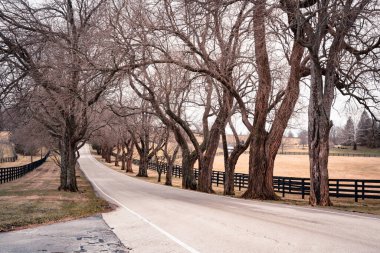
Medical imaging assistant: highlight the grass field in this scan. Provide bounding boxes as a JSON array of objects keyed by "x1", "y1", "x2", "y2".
[
  {"x1": 94, "y1": 152, "x2": 380, "y2": 216},
  {"x1": 0, "y1": 160, "x2": 112, "y2": 232},
  {"x1": 114, "y1": 140, "x2": 380, "y2": 179},
  {"x1": 281, "y1": 145, "x2": 380, "y2": 155},
  {"x1": 0, "y1": 154, "x2": 42, "y2": 168},
  {"x1": 212, "y1": 154, "x2": 380, "y2": 179}
]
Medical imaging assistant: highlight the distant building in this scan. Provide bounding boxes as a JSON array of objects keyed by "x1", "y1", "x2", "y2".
[{"x1": 227, "y1": 145, "x2": 234, "y2": 154}]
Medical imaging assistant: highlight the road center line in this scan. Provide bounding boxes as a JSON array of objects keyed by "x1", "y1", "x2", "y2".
[{"x1": 81, "y1": 158, "x2": 200, "y2": 253}]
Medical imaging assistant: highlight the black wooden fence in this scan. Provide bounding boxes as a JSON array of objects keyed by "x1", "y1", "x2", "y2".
[
  {"x1": 277, "y1": 151, "x2": 380, "y2": 158},
  {"x1": 0, "y1": 153, "x2": 49, "y2": 184},
  {"x1": 136, "y1": 160, "x2": 380, "y2": 202},
  {"x1": 0, "y1": 155, "x2": 18, "y2": 163},
  {"x1": 176, "y1": 151, "x2": 380, "y2": 160}
]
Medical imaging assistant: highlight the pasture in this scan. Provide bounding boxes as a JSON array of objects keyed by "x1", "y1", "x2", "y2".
[
  {"x1": 213, "y1": 154, "x2": 380, "y2": 179},
  {"x1": 0, "y1": 154, "x2": 42, "y2": 168}
]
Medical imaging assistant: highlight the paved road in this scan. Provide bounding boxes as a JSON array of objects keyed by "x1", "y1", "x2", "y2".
[
  {"x1": 0, "y1": 215, "x2": 128, "y2": 253},
  {"x1": 79, "y1": 145, "x2": 380, "y2": 253}
]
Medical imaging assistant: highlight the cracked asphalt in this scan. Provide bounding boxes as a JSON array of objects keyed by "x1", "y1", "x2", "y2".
[{"x1": 0, "y1": 215, "x2": 128, "y2": 253}]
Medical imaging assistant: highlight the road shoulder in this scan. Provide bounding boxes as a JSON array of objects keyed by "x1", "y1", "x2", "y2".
[{"x1": 0, "y1": 215, "x2": 128, "y2": 253}]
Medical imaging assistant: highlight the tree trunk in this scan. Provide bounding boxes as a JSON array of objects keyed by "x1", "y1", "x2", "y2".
[
  {"x1": 224, "y1": 146, "x2": 248, "y2": 196},
  {"x1": 197, "y1": 154, "x2": 212, "y2": 193},
  {"x1": 243, "y1": 40, "x2": 304, "y2": 200},
  {"x1": 101, "y1": 146, "x2": 107, "y2": 159},
  {"x1": 65, "y1": 143, "x2": 78, "y2": 192},
  {"x1": 157, "y1": 168, "x2": 162, "y2": 182},
  {"x1": 222, "y1": 128, "x2": 249, "y2": 196},
  {"x1": 59, "y1": 135, "x2": 78, "y2": 192},
  {"x1": 198, "y1": 90, "x2": 232, "y2": 193},
  {"x1": 308, "y1": 124, "x2": 332, "y2": 206},
  {"x1": 126, "y1": 156, "x2": 133, "y2": 173},
  {"x1": 181, "y1": 151, "x2": 197, "y2": 190},
  {"x1": 137, "y1": 149, "x2": 148, "y2": 177},
  {"x1": 165, "y1": 163, "x2": 173, "y2": 186},
  {"x1": 243, "y1": 134, "x2": 278, "y2": 199},
  {"x1": 126, "y1": 142, "x2": 134, "y2": 173},
  {"x1": 308, "y1": 61, "x2": 333, "y2": 206},
  {"x1": 58, "y1": 139, "x2": 68, "y2": 191},
  {"x1": 224, "y1": 161, "x2": 235, "y2": 195},
  {"x1": 106, "y1": 147, "x2": 112, "y2": 163},
  {"x1": 121, "y1": 144, "x2": 126, "y2": 170},
  {"x1": 243, "y1": 0, "x2": 277, "y2": 200},
  {"x1": 115, "y1": 143, "x2": 120, "y2": 167},
  {"x1": 222, "y1": 130, "x2": 234, "y2": 195}
]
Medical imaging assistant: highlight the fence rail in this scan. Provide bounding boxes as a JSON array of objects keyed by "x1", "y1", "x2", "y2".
[
  {"x1": 277, "y1": 151, "x2": 380, "y2": 157},
  {"x1": 0, "y1": 153, "x2": 49, "y2": 184},
  {"x1": 175, "y1": 151, "x2": 380, "y2": 160},
  {"x1": 0, "y1": 155, "x2": 18, "y2": 163},
  {"x1": 135, "y1": 160, "x2": 380, "y2": 202}
]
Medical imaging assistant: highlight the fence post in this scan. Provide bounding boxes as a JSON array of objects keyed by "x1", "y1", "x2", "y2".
[
  {"x1": 216, "y1": 171, "x2": 220, "y2": 187},
  {"x1": 336, "y1": 180, "x2": 340, "y2": 198},
  {"x1": 301, "y1": 179, "x2": 305, "y2": 199},
  {"x1": 354, "y1": 180, "x2": 358, "y2": 202},
  {"x1": 282, "y1": 178, "x2": 285, "y2": 197},
  {"x1": 238, "y1": 175, "x2": 242, "y2": 191},
  {"x1": 362, "y1": 181, "x2": 365, "y2": 200}
]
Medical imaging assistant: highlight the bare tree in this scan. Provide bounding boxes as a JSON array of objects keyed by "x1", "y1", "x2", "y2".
[
  {"x1": 162, "y1": 132, "x2": 180, "y2": 186},
  {"x1": 240, "y1": 1, "x2": 307, "y2": 199},
  {"x1": 291, "y1": 0, "x2": 379, "y2": 205},
  {"x1": 0, "y1": 0, "x2": 121, "y2": 191},
  {"x1": 110, "y1": 0, "x2": 310, "y2": 198}
]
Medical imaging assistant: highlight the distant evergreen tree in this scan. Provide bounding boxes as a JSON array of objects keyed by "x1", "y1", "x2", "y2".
[
  {"x1": 343, "y1": 117, "x2": 355, "y2": 146},
  {"x1": 356, "y1": 111, "x2": 373, "y2": 147}
]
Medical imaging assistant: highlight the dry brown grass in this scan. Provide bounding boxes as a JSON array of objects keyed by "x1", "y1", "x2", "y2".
[
  {"x1": 0, "y1": 154, "x2": 42, "y2": 168},
  {"x1": 0, "y1": 131, "x2": 10, "y2": 141},
  {"x1": 0, "y1": 160, "x2": 112, "y2": 232},
  {"x1": 0, "y1": 142, "x2": 15, "y2": 158},
  {"x1": 212, "y1": 154, "x2": 380, "y2": 179}
]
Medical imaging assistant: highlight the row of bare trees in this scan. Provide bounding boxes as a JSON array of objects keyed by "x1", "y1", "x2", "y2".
[
  {"x1": 0, "y1": 0, "x2": 126, "y2": 191},
  {"x1": 1, "y1": 0, "x2": 379, "y2": 206}
]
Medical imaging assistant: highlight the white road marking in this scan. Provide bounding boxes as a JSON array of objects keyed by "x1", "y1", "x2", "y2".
[{"x1": 81, "y1": 161, "x2": 200, "y2": 253}]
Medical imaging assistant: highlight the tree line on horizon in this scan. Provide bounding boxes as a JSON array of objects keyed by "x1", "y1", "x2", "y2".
[
  {"x1": 0, "y1": 0, "x2": 379, "y2": 206},
  {"x1": 334, "y1": 111, "x2": 380, "y2": 149},
  {"x1": 297, "y1": 111, "x2": 380, "y2": 150}
]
